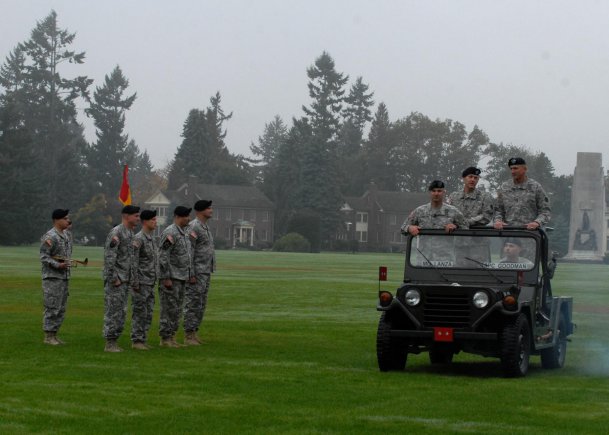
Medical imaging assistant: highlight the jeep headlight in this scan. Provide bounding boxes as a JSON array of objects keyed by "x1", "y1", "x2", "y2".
[
  {"x1": 473, "y1": 291, "x2": 489, "y2": 309},
  {"x1": 405, "y1": 289, "x2": 421, "y2": 306}
]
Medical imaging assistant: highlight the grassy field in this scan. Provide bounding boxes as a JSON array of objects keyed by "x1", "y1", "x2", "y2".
[{"x1": 1, "y1": 246, "x2": 609, "y2": 434}]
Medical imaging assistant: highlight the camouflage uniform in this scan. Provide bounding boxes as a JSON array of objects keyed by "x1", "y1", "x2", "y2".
[
  {"x1": 447, "y1": 189, "x2": 495, "y2": 263},
  {"x1": 40, "y1": 228, "x2": 72, "y2": 333},
  {"x1": 158, "y1": 223, "x2": 193, "y2": 340},
  {"x1": 494, "y1": 178, "x2": 551, "y2": 227},
  {"x1": 401, "y1": 203, "x2": 466, "y2": 262},
  {"x1": 184, "y1": 218, "x2": 216, "y2": 333},
  {"x1": 447, "y1": 189, "x2": 494, "y2": 228},
  {"x1": 130, "y1": 230, "x2": 159, "y2": 344},
  {"x1": 102, "y1": 224, "x2": 134, "y2": 340}
]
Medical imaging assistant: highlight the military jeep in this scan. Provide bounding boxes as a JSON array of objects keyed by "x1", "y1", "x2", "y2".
[{"x1": 376, "y1": 228, "x2": 575, "y2": 377}]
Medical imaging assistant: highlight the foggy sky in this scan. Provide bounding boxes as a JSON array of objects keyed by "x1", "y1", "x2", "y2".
[{"x1": 2, "y1": 0, "x2": 609, "y2": 176}]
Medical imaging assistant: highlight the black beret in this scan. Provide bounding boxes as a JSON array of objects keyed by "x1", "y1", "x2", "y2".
[
  {"x1": 140, "y1": 210, "x2": 157, "y2": 221},
  {"x1": 428, "y1": 180, "x2": 445, "y2": 190},
  {"x1": 462, "y1": 166, "x2": 481, "y2": 177},
  {"x1": 508, "y1": 157, "x2": 526, "y2": 167},
  {"x1": 174, "y1": 206, "x2": 192, "y2": 217},
  {"x1": 194, "y1": 200, "x2": 213, "y2": 211},
  {"x1": 52, "y1": 209, "x2": 69, "y2": 220},
  {"x1": 121, "y1": 205, "x2": 140, "y2": 215}
]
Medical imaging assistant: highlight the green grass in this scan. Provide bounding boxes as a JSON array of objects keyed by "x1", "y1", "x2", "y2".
[{"x1": 1, "y1": 246, "x2": 609, "y2": 434}]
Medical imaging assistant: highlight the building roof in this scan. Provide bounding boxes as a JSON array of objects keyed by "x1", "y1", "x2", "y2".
[{"x1": 144, "y1": 183, "x2": 274, "y2": 210}]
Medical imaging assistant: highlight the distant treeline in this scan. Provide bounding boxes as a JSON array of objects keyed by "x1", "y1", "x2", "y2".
[{"x1": 0, "y1": 11, "x2": 576, "y2": 253}]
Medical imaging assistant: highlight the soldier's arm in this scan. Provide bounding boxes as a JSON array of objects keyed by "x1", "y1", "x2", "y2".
[
  {"x1": 158, "y1": 233, "x2": 174, "y2": 281},
  {"x1": 494, "y1": 191, "x2": 505, "y2": 223},
  {"x1": 534, "y1": 185, "x2": 551, "y2": 226},
  {"x1": 471, "y1": 193, "x2": 495, "y2": 226},
  {"x1": 40, "y1": 237, "x2": 65, "y2": 269},
  {"x1": 401, "y1": 210, "x2": 419, "y2": 235},
  {"x1": 130, "y1": 239, "x2": 142, "y2": 290},
  {"x1": 104, "y1": 232, "x2": 120, "y2": 283}
]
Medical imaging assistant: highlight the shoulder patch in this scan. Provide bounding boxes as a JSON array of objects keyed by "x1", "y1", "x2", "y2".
[
  {"x1": 45, "y1": 239, "x2": 53, "y2": 247},
  {"x1": 132, "y1": 240, "x2": 141, "y2": 249},
  {"x1": 190, "y1": 231, "x2": 198, "y2": 239},
  {"x1": 162, "y1": 235, "x2": 174, "y2": 250},
  {"x1": 109, "y1": 235, "x2": 120, "y2": 248}
]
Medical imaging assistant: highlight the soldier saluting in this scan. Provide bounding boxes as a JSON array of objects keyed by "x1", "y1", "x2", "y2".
[
  {"x1": 103, "y1": 205, "x2": 140, "y2": 352},
  {"x1": 158, "y1": 206, "x2": 195, "y2": 348},
  {"x1": 39, "y1": 209, "x2": 72, "y2": 345},
  {"x1": 447, "y1": 166, "x2": 494, "y2": 228},
  {"x1": 130, "y1": 209, "x2": 159, "y2": 350}
]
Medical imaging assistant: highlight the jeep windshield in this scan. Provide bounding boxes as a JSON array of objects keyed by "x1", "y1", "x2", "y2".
[{"x1": 408, "y1": 233, "x2": 537, "y2": 271}]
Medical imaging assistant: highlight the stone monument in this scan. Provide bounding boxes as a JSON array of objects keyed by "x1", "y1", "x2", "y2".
[{"x1": 563, "y1": 152, "x2": 606, "y2": 262}]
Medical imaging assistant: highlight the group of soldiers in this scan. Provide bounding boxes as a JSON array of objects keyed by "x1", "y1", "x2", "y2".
[
  {"x1": 401, "y1": 157, "x2": 551, "y2": 236},
  {"x1": 39, "y1": 199, "x2": 216, "y2": 352}
]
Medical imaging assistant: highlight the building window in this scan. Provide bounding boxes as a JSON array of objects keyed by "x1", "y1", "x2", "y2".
[
  {"x1": 390, "y1": 214, "x2": 397, "y2": 225},
  {"x1": 225, "y1": 227, "x2": 230, "y2": 239},
  {"x1": 215, "y1": 209, "x2": 220, "y2": 220},
  {"x1": 261, "y1": 230, "x2": 267, "y2": 241},
  {"x1": 250, "y1": 210, "x2": 256, "y2": 222},
  {"x1": 356, "y1": 231, "x2": 367, "y2": 242},
  {"x1": 377, "y1": 214, "x2": 381, "y2": 224},
  {"x1": 225, "y1": 209, "x2": 232, "y2": 221},
  {"x1": 356, "y1": 212, "x2": 368, "y2": 223},
  {"x1": 262, "y1": 211, "x2": 269, "y2": 222}
]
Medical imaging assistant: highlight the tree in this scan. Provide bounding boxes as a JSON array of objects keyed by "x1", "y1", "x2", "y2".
[
  {"x1": 0, "y1": 11, "x2": 91, "y2": 240},
  {"x1": 300, "y1": 52, "x2": 348, "y2": 243},
  {"x1": 249, "y1": 115, "x2": 288, "y2": 188},
  {"x1": 392, "y1": 113, "x2": 487, "y2": 192},
  {"x1": 85, "y1": 65, "x2": 137, "y2": 201},
  {"x1": 168, "y1": 92, "x2": 250, "y2": 189},
  {"x1": 362, "y1": 102, "x2": 397, "y2": 191}
]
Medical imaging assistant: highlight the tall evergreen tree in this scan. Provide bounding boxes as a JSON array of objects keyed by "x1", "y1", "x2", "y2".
[
  {"x1": 86, "y1": 65, "x2": 137, "y2": 201},
  {"x1": 362, "y1": 102, "x2": 397, "y2": 191},
  {"x1": 0, "y1": 11, "x2": 91, "y2": 240},
  {"x1": 300, "y1": 52, "x2": 348, "y2": 242}
]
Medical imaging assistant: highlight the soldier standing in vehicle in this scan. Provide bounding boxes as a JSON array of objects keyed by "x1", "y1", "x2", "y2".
[
  {"x1": 158, "y1": 206, "x2": 195, "y2": 348},
  {"x1": 184, "y1": 200, "x2": 216, "y2": 346},
  {"x1": 448, "y1": 167, "x2": 495, "y2": 264},
  {"x1": 130, "y1": 209, "x2": 159, "y2": 350},
  {"x1": 402, "y1": 180, "x2": 466, "y2": 236},
  {"x1": 39, "y1": 209, "x2": 72, "y2": 345},
  {"x1": 447, "y1": 167, "x2": 494, "y2": 228},
  {"x1": 103, "y1": 205, "x2": 140, "y2": 353},
  {"x1": 494, "y1": 157, "x2": 551, "y2": 230}
]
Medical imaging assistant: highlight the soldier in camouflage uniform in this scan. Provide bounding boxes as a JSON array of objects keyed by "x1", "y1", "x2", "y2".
[
  {"x1": 158, "y1": 206, "x2": 195, "y2": 348},
  {"x1": 494, "y1": 157, "x2": 551, "y2": 230},
  {"x1": 184, "y1": 200, "x2": 216, "y2": 346},
  {"x1": 130, "y1": 210, "x2": 159, "y2": 350},
  {"x1": 447, "y1": 167, "x2": 495, "y2": 264},
  {"x1": 103, "y1": 205, "x2": 140, "y2": 352},
  {"x1": 39, "y1": 209, "x2": 72, "y2": 345},
  {"x1": 401, "y1": 180, "x2": 466, "y2": 263}
]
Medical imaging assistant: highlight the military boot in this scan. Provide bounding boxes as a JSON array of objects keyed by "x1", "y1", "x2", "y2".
[
  {"x1": 131, "y1": 341, "x2": 148, "y2": 350},
  {"x1": 104, "y1": 339, "x2": 123, "y2": 353},
  {"x1": 160, "y1": 337, "x2": 179, "y2": 348},
  {"x1": 170, "y1": 335, "x2": 185, "y2": 348},
  {"x1": 43, "y1": 332, "x2": 60, "y2": 346},
  {"x1": 184, "y1": 331, "x2": 201, "y2": 346}
]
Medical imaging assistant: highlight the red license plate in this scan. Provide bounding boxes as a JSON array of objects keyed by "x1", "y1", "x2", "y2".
[{"x1": 433, "y1": 327, "x2": 454, "y2": 342}]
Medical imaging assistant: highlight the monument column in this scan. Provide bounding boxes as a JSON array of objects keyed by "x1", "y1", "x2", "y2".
[{"x1": 564, "y1": 152, "x2": 606, "y2": 262}]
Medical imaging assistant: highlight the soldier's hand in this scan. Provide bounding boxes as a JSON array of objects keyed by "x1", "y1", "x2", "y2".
[
  {"x1": 113, "y1": 279, "x2": 122, "y2": 287},
  {"x1": 57, "y1": 262, "x2": 68, "y2": 270},
  {"x1": 189, "y1": 276, "x2": 196, "y2": 284},
  {"x1": 132, "y1": 285, "x2": 140, "y2": 293},
  {"x1": 408, "y1": 225, "x2": 420, "y2": 236},
  {"x1": 526, "y1": 221, "x2": 540, "y2": 230},
  {"x1": 163, "y1": 279, "x2": 173, "y2": 288},
  {"x1": 494, "y1": 221, "x2": 505, "y2": 230},
  {"x1": 445, "y1": 223, "x2": 457, "y2": 233}
]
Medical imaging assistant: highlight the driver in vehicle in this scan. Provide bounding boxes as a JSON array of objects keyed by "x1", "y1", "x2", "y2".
[{"x1": 499, "y1": 238, "x2": 533, "y2": 266}]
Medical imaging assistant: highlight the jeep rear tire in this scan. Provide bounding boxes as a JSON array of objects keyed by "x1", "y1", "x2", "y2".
[
  {"x1": 500, "y1": 313, "x2": 531, "y2": 377},
  {"x1": 376, "y1": 313, "x2": 407, "y2": 371},
  {"x1": 540, "y1": 314, "x2": 567, "y2": 369}
]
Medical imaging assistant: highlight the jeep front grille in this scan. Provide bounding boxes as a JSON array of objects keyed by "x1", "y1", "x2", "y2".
[{"x1": 423, "y1": 291, "x2": 471, "y2": 327}]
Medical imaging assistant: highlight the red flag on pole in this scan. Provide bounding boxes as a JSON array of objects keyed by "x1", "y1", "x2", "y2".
[{"x1": 118, "y1": 165, "x2": 132, "y2": 205}]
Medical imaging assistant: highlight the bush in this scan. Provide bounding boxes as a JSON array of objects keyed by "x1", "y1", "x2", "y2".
[
  {"x1": 272, "y1": 232, "x2": 311, "y2": 253},
  {"x1": 214, "y1": 238, "x2": 229, "y2": 250}
]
